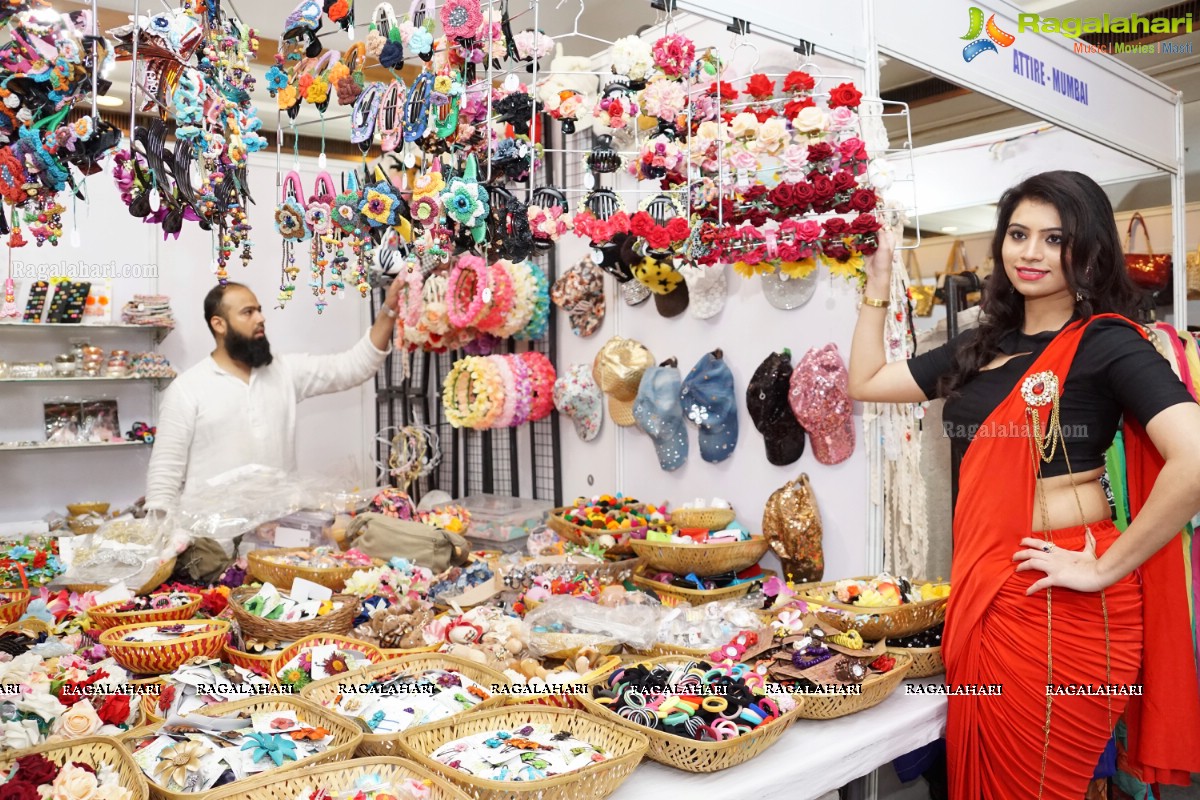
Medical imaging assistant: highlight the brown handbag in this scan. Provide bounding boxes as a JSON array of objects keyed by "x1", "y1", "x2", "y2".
[
  {"x1": 762, "y1": 473, "x2": 824, "y2": 583},
  {"x1": 905, "y1": 248, "x2": 935, "y2": 317},
  {"x1": 1124, "y1": 212, "x2": 1172, "y2": 292},
  {"x1": 935, "y1": 241, "x2": 980, "y2": 305}
]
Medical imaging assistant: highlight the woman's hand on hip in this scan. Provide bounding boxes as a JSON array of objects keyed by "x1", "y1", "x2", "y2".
[{"x1": 1013, "y1": 531, "x2": 1108, "y2": 594}]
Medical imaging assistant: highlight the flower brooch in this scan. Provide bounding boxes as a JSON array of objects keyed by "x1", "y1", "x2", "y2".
[{"x1": 241, "y1": 732, "x2": 299, "y2": 766}]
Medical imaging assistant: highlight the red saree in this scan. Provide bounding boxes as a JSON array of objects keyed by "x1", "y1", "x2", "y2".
[{"x1": 944, "y1": 315, "x2": 1200, "y2": 798}]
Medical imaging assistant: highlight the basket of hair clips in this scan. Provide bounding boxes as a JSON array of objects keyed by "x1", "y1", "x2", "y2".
[
  {"x1": 140, "y1": 658, "x2": 279, "y2": 726},
  {"x1": 229, "y1": 584, "x2": 361, "y2": 641},
  {"x1": 395, "y1": 704, "x2": 649, "y2": 800},
  {"x1": 222, "y1": 640, "x2": 285, "y2": 679},
  {"x1": 794, "y1": 575, "x2": 951, "y2": 641},
  {"x1": 203, "y1": 756, "x2": 469, "y2": 800},
  {"x1": 546, "y1": 497, "x2": 664, "y2": 558},
  {"x1": 885, "y1": 623, "x2": 944, "y2": 678},
  {"x1": 578, "y1": 657, "x2": 808, "y2": 773},
  {"x1": 271, "y1": 633, "x2": 386, "y2": 690},
  {"x1": 0, "y1": 588, "x2": 31, "y2": 624},
  {"x1": 99, "y1": 619, "x2": 231, "y2": 675},
  {"x1": 630, "y1": 535, "x2": 768, "y2": 577},
  {"x1": 89, "y1": 592, "x2": 202, "y2": 631},
  {"x1": 630, "y1": 565, "x2": 775, "y2": 606},
  {"x1": 301, "y1": 653, "x2": 510, "y2": 757},
  {"x1": 0, "y1": 736, "x2": 150, "y2": 800},
  {"x1": 120, "y1": 695, "x2": 362, "y2": 800},
  {"x1": 247, "y1": 547, "x2": 385, "y2": 593}
]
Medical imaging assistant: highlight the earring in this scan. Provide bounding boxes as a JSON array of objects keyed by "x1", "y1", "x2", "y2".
[{"x1": 1076, "y1": 291, "x2": 1083, "y2": 302}]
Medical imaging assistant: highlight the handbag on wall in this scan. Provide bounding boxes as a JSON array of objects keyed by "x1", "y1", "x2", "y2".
[
  {"x1": 905, "y1": 248, "x2": 935, "y2": 317},
  {"x1": 762, "y1": 473, "x2": 824, "y2": 582},
  {"x1": 935, "y1": 240, "x2": 980, "y2": 306},
  {"x1": 1124, "y1": 212, "x2": 1172, "y2": 292}
]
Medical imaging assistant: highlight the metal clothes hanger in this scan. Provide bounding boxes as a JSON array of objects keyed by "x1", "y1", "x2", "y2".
[{"x1": 549, "y1": 0, "x2": 616, "y2": 47}]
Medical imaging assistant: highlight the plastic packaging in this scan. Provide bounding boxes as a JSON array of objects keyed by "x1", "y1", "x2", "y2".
[
  {"x1": 459, "y1": 494, "x2": 553, "y2": 542},
  {"x1": 55, "y1": 516, "x2": 185, "y2": 589},
  {"x1": 523, "y1": 595, "x2": 663, "y2": 653}
]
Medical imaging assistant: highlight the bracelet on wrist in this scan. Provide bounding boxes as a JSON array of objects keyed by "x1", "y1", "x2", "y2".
[{"x1": 862, "y1": 295, "x2": 888, "y2": 308}]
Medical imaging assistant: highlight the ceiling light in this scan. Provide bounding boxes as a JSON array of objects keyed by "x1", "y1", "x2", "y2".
[
  {"x1": 95, "y1": 96, "x2": 123, "y2": 108},
  {"x1": 940, "y1": 226, "x2": 958, "y2": 233}
]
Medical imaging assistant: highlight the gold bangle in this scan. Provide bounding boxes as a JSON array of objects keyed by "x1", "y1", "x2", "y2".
[{"x1": 861, "y1": 296, "x2": 889, "y2": 308}]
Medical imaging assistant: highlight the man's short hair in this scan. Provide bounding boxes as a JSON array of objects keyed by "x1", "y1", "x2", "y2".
[{"x1": 203, "y1": 282, "x2": 248, "y2": 335}]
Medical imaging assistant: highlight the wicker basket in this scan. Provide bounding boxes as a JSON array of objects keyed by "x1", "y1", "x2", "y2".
[
  {"x1": 230, "y1": 586, "x2": 360, "y2": 641},
  {"x1": 397, "y1": 704, "x2": 648, "y2": 800},
  {"x1": 578, "y1": 656, "x2": 807, "y2": 773},
  {"x1": 887, "y1": 645, "x2": 943, "y2": 678},
  {"x1": 630, "y1": 538, "x2": 767, "y2": 577},
  {"x1": 121, "y1": 696, "x2": 362, "y2": 800},
  {"x1": 791, "y1": 652, "x2": 913, "y2": 720},
  {"x1": 530, "y1": 631, "x2": 619, "y2": 661},
  {"x1": 247, "y1": 549, "x2": 384, "y2": 592},
  {"x1": 631, "y1": 566, "x2": 775, "y2": 605},
  {"x1": 668, "y1": 507, "x2": 736, "y2": 530},
  {"x1": 66, "y1": 557, "x2": 177, "y2": 596},
  {"x1": 223, "y1": 643, "x2": 281, "y2": 678},
  {"x1": 203, "y1": 757, "x2": 470, "y2": 800},
  {"x1": 271, "y1": 633, "x2": 385, "y2": 681},
  {"x1": 512, "y1": 556, "x2": 642, "y2": 585},
  {"x1": 302, "y1": 653, "x2": 510, "y2": 757},
  {"x1": 0, "y1": 736, "x2": 150, "y2": 800},
  {"x1": 486, "y1": 655, "x2": 625, "y2": 712},
  {"x1": 546, "y1": 508, "x2": 644, "y2": 557},
  {"x1": 138, "y1": 678, "x2": 168, "y2": 725},
  {"x1": 795, "y1": 578, "x2": 950, "y2": 640},
  {"x1": 89, "y1": 593, "x2": 202, "y2": 631},
  {"x1": 0, "y1": 588, "x2": 30, "y2": 624},
  {"x1": 99, "y1": 619, "x2": 230, "y2": 675},
  {"x1": 1, "y1": 616, "x2": 49, "y2": 636}
]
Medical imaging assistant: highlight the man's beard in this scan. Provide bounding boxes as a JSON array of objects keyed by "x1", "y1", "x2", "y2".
[{"x1": 225, "y1": 326, "x2": 273, "y2": 368}]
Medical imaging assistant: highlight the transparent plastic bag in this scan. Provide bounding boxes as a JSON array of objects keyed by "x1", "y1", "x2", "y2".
[{"x1": 523, "y1": 596, "x2": 663, "y2": 653}]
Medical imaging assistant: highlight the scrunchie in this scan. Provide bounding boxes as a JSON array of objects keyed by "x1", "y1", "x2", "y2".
[
  {"x1": 474, "y1": 260, "x2": 515, "y2": 333},
  {"x1": 521, "y1": 351, "x2": 557, "y2": 421},
  {"x1": 513, "y1": 262, "x2": 549, "y2": 341},
  {"x1": 493, "y1": 260, "x2": 535, "y2": 338},
  {"x1": 446, "y1": 254, "x2": 492, "y2": 329}
]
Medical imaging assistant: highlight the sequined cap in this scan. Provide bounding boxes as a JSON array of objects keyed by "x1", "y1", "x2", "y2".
[
  {"x1": 746, "y1": 350, "x2": 805, "y2": 465},
  {"x1": 679, "y1": 349, "x2": 738, "y2": 463},
  {"x1": 632, "y1": 363, "x2": 689, "y2": 471},
  {"x1": 553, "y1": 363, "x2": 603, "y2": 442},
  {"x1": 789, "y1": 343, "x2": 854, "y2": 465},
  {"x1": 761, "y1": 267, "x2": 817, "y2": 310},
  {"x1": 592, "y1": 336, "x2": 655, "y2": 426}
]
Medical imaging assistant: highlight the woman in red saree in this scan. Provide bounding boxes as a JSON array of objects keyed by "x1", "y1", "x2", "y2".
[{"x1": 848, "y1": 171, "x2": 1200, "y2": 798}]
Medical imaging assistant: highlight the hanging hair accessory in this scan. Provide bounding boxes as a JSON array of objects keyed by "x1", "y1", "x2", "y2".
[
  {"x1": 376, "y1": 79, "x2": 407, "y2": 153},
  {"x1": 350, "y1": 81, "x2": 385, "y2": 152},
  {"x1": 440, "y1": 154, "x2": 489, "y2": 244},
  {"x1": 403, "y1": 70, "x2": 434, "y2": 143}
]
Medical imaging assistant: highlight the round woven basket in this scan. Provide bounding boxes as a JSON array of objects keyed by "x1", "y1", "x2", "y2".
[
  {"x1": 578, "y1": 656, "x2": 808, "y2": 773},
  {"x1": 66, "y1": 557, "x2": 176, "y2": 596},
  {"x1": 530, "y1": 631, "x2": 619, "y2": 661},
  {"x1": 631, "y1": 566, "x2": 775, "y2": 605},
  {"x1": 396, "y1": 704, "x2": 649, "y2": 800},
  {"x1": 0, "y1": 588, "x2": 31, "y2": 624},
  {"x1": 668, "y1": 507, "x2": 736, "y2": 530},
  {"x1": 203, "y1": 756, "x2": 470, "y2": 800},
  {"x1": 230, "y1": 586, "x2": 360, "y2": 641},
  {"x1": 886, "y1": 645, "x2": 943, "y2": 678},
  {"x1": 1, "y1": 616, "x2": 49, "y2": 637},
  {"x1": 121, "y1": 696, "x2": 363, "y2": 800},
  {"x1": 271, "y1": 633, "x2": 385, "y2": 681},
  {"x1": 630, "y1": 537, "x2": 767, "y2": 577},
  {"x1": 791, "y1": 652, "x2": 913, "y2": 720},
  {"x1": 486, "y1": 654, "x2": 625, "y2": 712},
  {"x1": 795, "y1": 577, "x2": 951, "y2": 640},
  {"x1": 546, "y1": 508, "x2": 644, "y2": 557},
  {"x1": 99, "y1": 619, "x2": 230, "y2": 675},
  {"x1": 89, "y1": 593, "x2": 202, "y2": 631},
  {"x1": 247, "y1": 548, "x2": 384, "y2": 592},
  {"x1": 138, "y1": 677, "x2": 168, "y2": 724},
  {"x1": 0, "y1": 736, "x2": 149, "y2": 800},
  {"x1": 302, "y1": 653, "x2": 510, "y2": 757},
  {"x1": 222, "y1": 642, "x2": 281, "y2": 678}
]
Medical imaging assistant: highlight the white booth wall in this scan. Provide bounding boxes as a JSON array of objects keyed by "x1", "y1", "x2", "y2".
[{"x1": 0, "y1": 152, "x2": 377, "y2": 523}]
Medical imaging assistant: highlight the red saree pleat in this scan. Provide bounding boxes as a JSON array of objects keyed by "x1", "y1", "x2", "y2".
[{"x1": 944, "y1": 315, "x2": 1200, "y2": 798}]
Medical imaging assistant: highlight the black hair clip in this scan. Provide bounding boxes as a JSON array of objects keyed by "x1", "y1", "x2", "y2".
[
  {"x1": 494, "y1": 92, "x2": 535, "y2": 136},
  {"x1": 643, "y1": 193, "x2": 681, "y2": 226},
  {"x1": 585, "y1": 134, "x2": 621, "y2": 174},
  {"x1": 584, "y1": 187, "x2": 621, "y2": 220},
  {"x1": 530, "y1": 186, "x2": 568, "y2": 214},
  {"x1": 499, "y1": 0, "x2": 520, "y2": 67}
]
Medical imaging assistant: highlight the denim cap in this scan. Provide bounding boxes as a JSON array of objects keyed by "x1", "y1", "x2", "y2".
[
  {"x1": 789, "y1": 343, "x2": 854, "y2": 465},
  {"x1": 592, "y1": 336, "x2": 655, "y2": 426},
  {"x1": 633, "y1": 361, "x2": 689, "y2": 471},
  {"x1": 679, "y1": 349, "x2": 738, "y2": 463},
  {"x1": 746, "y1": 350, "x2": 805, "y2": 465},
  {"x1": 553, "y1": 364, "x2": 603, "y2": 442}
]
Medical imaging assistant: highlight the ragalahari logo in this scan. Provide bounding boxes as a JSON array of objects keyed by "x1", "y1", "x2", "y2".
[{"x1": 961, "y1": 7, "x2": 1016, "y2": 61}]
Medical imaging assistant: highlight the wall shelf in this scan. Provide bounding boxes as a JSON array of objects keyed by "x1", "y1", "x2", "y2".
[
  {"x1": 0, "y1": 376, "x2": 172, "y2": 385},
  {"x1": 0, "y1": 441, "x2": 151, "y2": 453},
  {"x1": 0, "y1": 322, "x2": 172, "y2": 343}
]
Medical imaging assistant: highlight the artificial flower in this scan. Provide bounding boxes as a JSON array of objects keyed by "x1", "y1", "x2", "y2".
[
  {"x1": 412, "y1": 195, "x2": 441, "y2": 226},
  {"x1": 780, "y1": 257, "x2": 818, "y2": 279},
  {"x1": 359, "y1": 185, "x2": 401, "y2": 228},
  {"x1": 729, "y1": 112, "x2": 759, "y2": 139},
  {"x1": 153, "y1": 741, "x2": 207, "y2": 788},
  {"x1": 441, "y1": 179, "x2": 487, "y2": 227},
  {"x1": 440, "y1": 0, "x2": 482, "y2": 39},
  {"x1": 0, "y1": 720, "x2": 41, "y2": 752},
  {"x1": 784, "y1": 96, "x2": 815, "y2": 120},
  {"x1": 755, "y1": 117, "x2": 789, "y2": 155},
  {"x1": 305, "y1": 203, "x2": 333, "y2": 235},
  {"x1": 14, "y1": 754, "x2": 57, "y2": 785},
  {"x1": 838, "y1": 137, "x2": 869, "y2": 165},
  {"x1": 611, "y1": 35, "x2": 654, "y2": 82},
  {"x1": 792, "y1": 106, "x2": 827, "y2": 134},
  {"x1": 745, "y1": 74, "x2": 775, "y2": 100},
  {"x1": 265, "y1": 65, "x2": 289, "y2": 93},
  {"x1": 275, "y1": 203, "x2": 307, "y2": 239},
  {"x1": 51, "y1": 701, "x2": 101, "y2": 740},
  {"x1": 0, "y1": 781, "x2": 39, "y2": 800},
  {"x1": 93, "y1": 787, "x2": 131, "y2": 800},
  {"x1": 828, "y1": 82, "x2": 863, "y2": 109},
  {"x1": 706, "y1": 80, "x2": 738, "y2": 100},
  {"x1": 640, "y1": 78, "x2": 685, "y2": 121},
  {"x1": 241, "y1": 732, "x2": 298, "y2": 767},
  {"x1": 322, "y1": 652, "x2": 351, "y2": 674},
  {"x1": 784, "y1": 70, "x2": 815, "y2": 93},
  {"x1": 379, "y1": 41, "x2": 405, "y2": 69},
  {"x1": 328, "y1": 0, "x2": 349, "y2": 21},
  {"x1": 651, "y1": 33, "x2": 694, "y2": 78},
  {"x1": 50, "y1": 763, "x2": 100, "y2": 800},
  {"x1": 94, "y1": 694, "x2": 131, "y2": 727},
  {"x1": 305, "y1": 76, "x2": 330, "y2": 106},
  {"x1": 827, "y1": 106, "x2": 856, "y2": 129},
  {"x1": 15, "y1": 690, "x2": 65, "y2": 721},
  {"x1": 514, "y1": 29, "x2": 553, "y2": 61},
  {"x1": 410, "y1": 27, "x2": 434, "y2": 56}
]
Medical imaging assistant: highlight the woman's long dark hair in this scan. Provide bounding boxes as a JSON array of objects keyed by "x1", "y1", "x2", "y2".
[{"x1": 936, "y1": 170, "x2": 1143, "y2": 398}]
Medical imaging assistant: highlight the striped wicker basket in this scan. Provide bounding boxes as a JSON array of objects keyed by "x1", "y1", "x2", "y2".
[
  {"x1": 66, "y1": 557, "x2": 177, "y2": 596},
  {"x1": 396, "y1": 704, "x2": 649, "y2": 800},
  {"x1": 121, "y1": 696, "x2": 363, "y2": 800},
  {"x1": 546, "y1": 508, "x2": 644, "y2": 557},
  {"x1": 302, "y1": 653, "x2": 510, "y2": 757},
  {"x1": 271, "y1": 634, "x2": 385, "y2": 682},
  {"x1": 667, "y1": 507, "x2": 736, "y2": 530},
  {"x1": 223, "y1": 642, "x2": 282, "y2": 678},
  {"x1": 89, "y1": 594, "x2": 203, "y2": 631},
  {"x1": 578, "y1": 656, "x2": 808, "y2": 773},
  {"x1": 138, "y1": 678, "x2": 168, "y2": 725},
  {"x1": 203, "y1": 757, "x2": 470, "y2": 800},
  {"x1": 0, "y1": 588, "x2": 30, "y2": 624},
  {"x1": 247, "y1": 549, "x2": 384, "y2": 592},
  {"x1": 794, "y1": 577, "x2": 950, "y2": 640},
  {"x1": 631, "y1": 566, "x2": 775, "y2": 605},
  {"x1": 99, "y1": 620, "x2": 230, "y2": 675},
  {"x1": 886, "y1": 645, "x2": 943, "y2": 678},
  {"x1": 630, "y1": 537, "x2": 767, "y2": 577},
  {"x1": 0, "y1": 736, "x2": 150, "y2": 800},
  {"x1": 792, "y1": 652, "x2": 914, "y2": 720},
  {"x1": 230, "y1": 586, "x2": 360, "y2": 641}
]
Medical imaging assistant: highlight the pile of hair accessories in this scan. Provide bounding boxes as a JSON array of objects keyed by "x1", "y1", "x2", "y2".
[
  {"x1": 240, "y1": 583, "x2": 342, "y2": 621},
  {"x1": 106, "y1": 592, "x2": 195, "y2": 613},
  {"x1": 427, "y1": 561, "x2": 494, "y2": 605},
  {"x1": 822, "y1": 574, "x2": 950, "y2": 607},
  {"x1": 429, "y1": 723, "x2": 608, "y2": 781},
  {"x1": 368, "y1": 488, "x2": 417, "y2": 519},
  {"x1": 559, "y1": 495, "x2": 667, "y2": 533},
  {"x1": 332, "y1": 668, "x2": 492, "y2": 733},
  {"x1": 257, "y1": 547, "x2": 376, "y2": 569},
  {"x1": 417, "y1": 505, "x2": 472, "y2": 534}
]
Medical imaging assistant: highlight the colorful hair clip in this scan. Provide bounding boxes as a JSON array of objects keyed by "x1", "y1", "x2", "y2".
[
  {"x1": 350, "y1": 81, "x2": 386, "y2": 151},
  {"x1": 376, "y1": 79, "x2": 407, "y2": 152},
  {"x1": 404, "y1": 70, "x2": 434, "y2": 142}
]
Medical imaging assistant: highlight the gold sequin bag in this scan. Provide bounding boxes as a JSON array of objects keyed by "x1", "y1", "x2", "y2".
[{"x1": 762, "y1": 473, "x2": 824, "y2": 583}]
